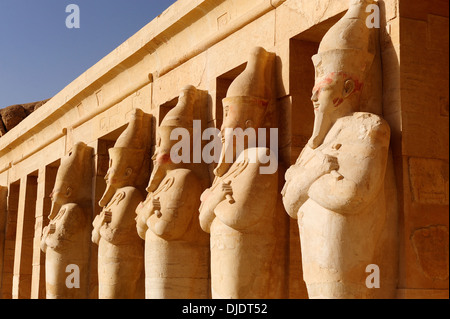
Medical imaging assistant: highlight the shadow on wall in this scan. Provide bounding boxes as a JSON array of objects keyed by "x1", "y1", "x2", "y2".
[{"x1": 0, "y1": 99, "x2": 51, "y2": 137}]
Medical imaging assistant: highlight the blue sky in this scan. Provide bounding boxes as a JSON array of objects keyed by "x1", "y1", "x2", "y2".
[{"x1": 0, "y1": 0, "x2": 177, "y2": 109}]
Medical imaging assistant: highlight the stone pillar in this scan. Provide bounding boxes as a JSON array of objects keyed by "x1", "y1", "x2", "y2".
[
  {"x1": 13, "y1": 175, "x2": 37, "y2": 299},
  {"x1": 88, "y1": 138, "x2": 114, "y2": 299},
  {"x1": 31, "y1": 166, "x2": 58, "y2": 299},
  {"x1": 1, "y1": 182, "x2": 19, "y2": 299}
]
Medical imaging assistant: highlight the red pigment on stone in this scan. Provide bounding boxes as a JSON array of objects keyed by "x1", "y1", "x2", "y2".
[{"x1": 157, "y1": 153, "x2": 171, "y2": 164}]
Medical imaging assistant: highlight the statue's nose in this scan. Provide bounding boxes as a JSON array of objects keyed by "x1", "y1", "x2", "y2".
[{"x1": 311, "y1": 89, "x2": 319, "y2": 102}]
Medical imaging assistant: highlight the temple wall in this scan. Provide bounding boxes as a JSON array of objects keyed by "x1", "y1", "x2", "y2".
[
  {"x1": 395, "y1": 0, "x2": 449, "y2": 299},
  {"x1": 0, "y1": 0, "x2": 448, "y2": 299}
]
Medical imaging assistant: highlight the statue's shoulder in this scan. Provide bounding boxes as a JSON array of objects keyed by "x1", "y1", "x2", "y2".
[
  {"x1": 351, "y1": 112, "x2": 389, "y2": 128},
  {"x1": 171, "y1": 168, "x2": 202, "y2": 189},
  {"x1": 240, "y1": 147, "x2": 279, "y2": 167},
  {"x1": 119, "y1": 186, "x2": 144, "y2": 202},
  {"x1": 347, "y1": 112, "x2": 391, "y2": 139},
  {"x1": 232, "y1": 147, "x2": 278, "y2": 179},
  {"x1": 172, "y1": 168, "x2": 196, "y2": 179},
  {"x1": 62, "y1": 202, "x2": 80, "y2": 211},
  {"x1": 59, "y1": 203, "x2": 83, "y2": 217},
  {"x1": 57, "y1": 203, "x2": 86, "y2": 225}
]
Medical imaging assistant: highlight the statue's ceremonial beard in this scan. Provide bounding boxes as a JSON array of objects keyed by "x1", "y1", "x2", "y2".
[
  {"x1": 308, "y1": 111, "x2": 333, "y2": 149},
  {"x1": 214, "y1": 140, "x2": 234, "y2": 177},
  {"x1": 49, "y1": 201, "x2": 62, "y2": 220},
  {"x1": 99, "y1": 183, "x2": 116, "y2": 208},
  {"x1": 147, "y1": 162, "x2": 166, "y2": 193}
]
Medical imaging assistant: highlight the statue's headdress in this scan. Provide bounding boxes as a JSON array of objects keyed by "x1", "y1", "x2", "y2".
[
  {"x1": 312, "y1": 0, "x2": 378, "y2": 84},
  {"x1": 99, "y1": 109, "x2": 151, "y2": 207},
  {"x1": 222, "y1": 47, "x2": 275, "y2": 128},
  {"x1": 160, "y1": 85, "x2": 197, "y2": 129},
  {"x1": 50, "y1": 142, "x2": 93, "y2": 218}
]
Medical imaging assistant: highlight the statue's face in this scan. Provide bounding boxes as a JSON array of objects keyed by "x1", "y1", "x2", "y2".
[
  {"x1": 309, "y1": 72, "x2": 357, "y2": 149},
  {"x1": 152, "y1": 126, "x2": 176, "y2": 167},
  {"x1": 50, "y1": 182, "x2": 72, "y2": 205},
  {"x1": 104, "y1": 151, "x2": 132, "y2": 188},
  {"x1": 311, "y1": 72, "x2": 346, "y2": 115},
  {"x1": 146, "y1": 126, "x2": 179, "y2": 192},
  {"x1": 221, "y1": 102, "x2": 242, "y2": 132},
  {"x1": 49, "y1": 178, "x2": 73, "y2": 219}
]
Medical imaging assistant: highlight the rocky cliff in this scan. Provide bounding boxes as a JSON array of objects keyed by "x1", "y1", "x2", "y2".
[{"x1": 0, "y1": 99, "x2": 50, "y2": 137}]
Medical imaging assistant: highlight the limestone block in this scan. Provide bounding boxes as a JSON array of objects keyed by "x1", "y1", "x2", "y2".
[
  {"x1": 408, "y1": 157, "x2": 449, "y2": 206},
  {"x1": 136, "y1": 85, "x2": 210, "y2": 299},
  {"x1": 427, "y1": 14, "x2": 449, "y2": 52},
  {"x1": 411, "y1": 225, "x2": 449, "y2": 282},
  {"x1": 399, "y1": 0, "x2": 449, "y2": 21},
  {"x1": 402, "y1": 112, "x2": 449, "y2": 160},
  {"x1": 400, "y1": 17, "x2": 448, "y2": 117},
  {"x1": 275, "y1": 0, "x2": 348, "y2": 43}
]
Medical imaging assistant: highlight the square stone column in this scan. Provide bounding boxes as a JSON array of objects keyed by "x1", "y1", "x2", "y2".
[
  {"x1": 12, "y1": 175, "x2": 37, "y2": 299},
  {"x1": 30, "y1": 166, "x2": 58, "y2": 299}
]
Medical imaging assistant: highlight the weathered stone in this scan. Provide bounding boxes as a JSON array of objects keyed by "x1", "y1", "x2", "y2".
[
  {"x1": 282, "y1": 0, "x2": 398, "y2": 299},
  {"x1": 40, "y1": 142, "x2": 93, "y2": 299},
  {"x1": 411, "y1": 225, "x2": 449, "y2": 281},
  {"x1": 136, "y1": 85, "x2": 210, "y2": 299},
  {"x1": 0, "y1": 105, "x2": 27, "y2": 132},
  {"x1": 0, "y1": 99, "x2": 50, "y2": 135},
  {"x1": 0, "y1": 120, "x2": 6, "y2": 137},
  {"x1": 92, "y1": 109, "x2": 151, "y2": 299},
  {"x1": 409, "y1": 157, "x2": 449, "y2": 205},
  {"x1": 0, "y1": 0, "x2": 447, "y2": 300},
  {"x1": 200, "y1": 47, "x2": 288, "y2": 299}
]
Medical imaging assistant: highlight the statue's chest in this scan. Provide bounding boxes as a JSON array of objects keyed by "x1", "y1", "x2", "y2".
[
  {"x1": 151, "y1": 176, "x2": 176, "y2": 202},
  {"x1": 104, "y1": 191, "x2": 127, "y2": 212},
  {"x1": 211, "y1": 159, "x2": 249, "y2": 190}
]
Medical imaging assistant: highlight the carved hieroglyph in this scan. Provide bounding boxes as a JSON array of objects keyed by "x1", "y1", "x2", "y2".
[
  {"x1": 40, "y1": 142, "x2": 93, "y2": 299},
  {"x1": 282, "y1": 0, "x2": 398, "y2": 299},
  {"x1": 136, "y1": 85, "x2": 210, "y2": 299},
  {"x1": 92, "y1": 109, "x2": 151, "y2": 299},
  {"x1": 199, "y1": 47, "x2": 285, "y2": 299}
]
